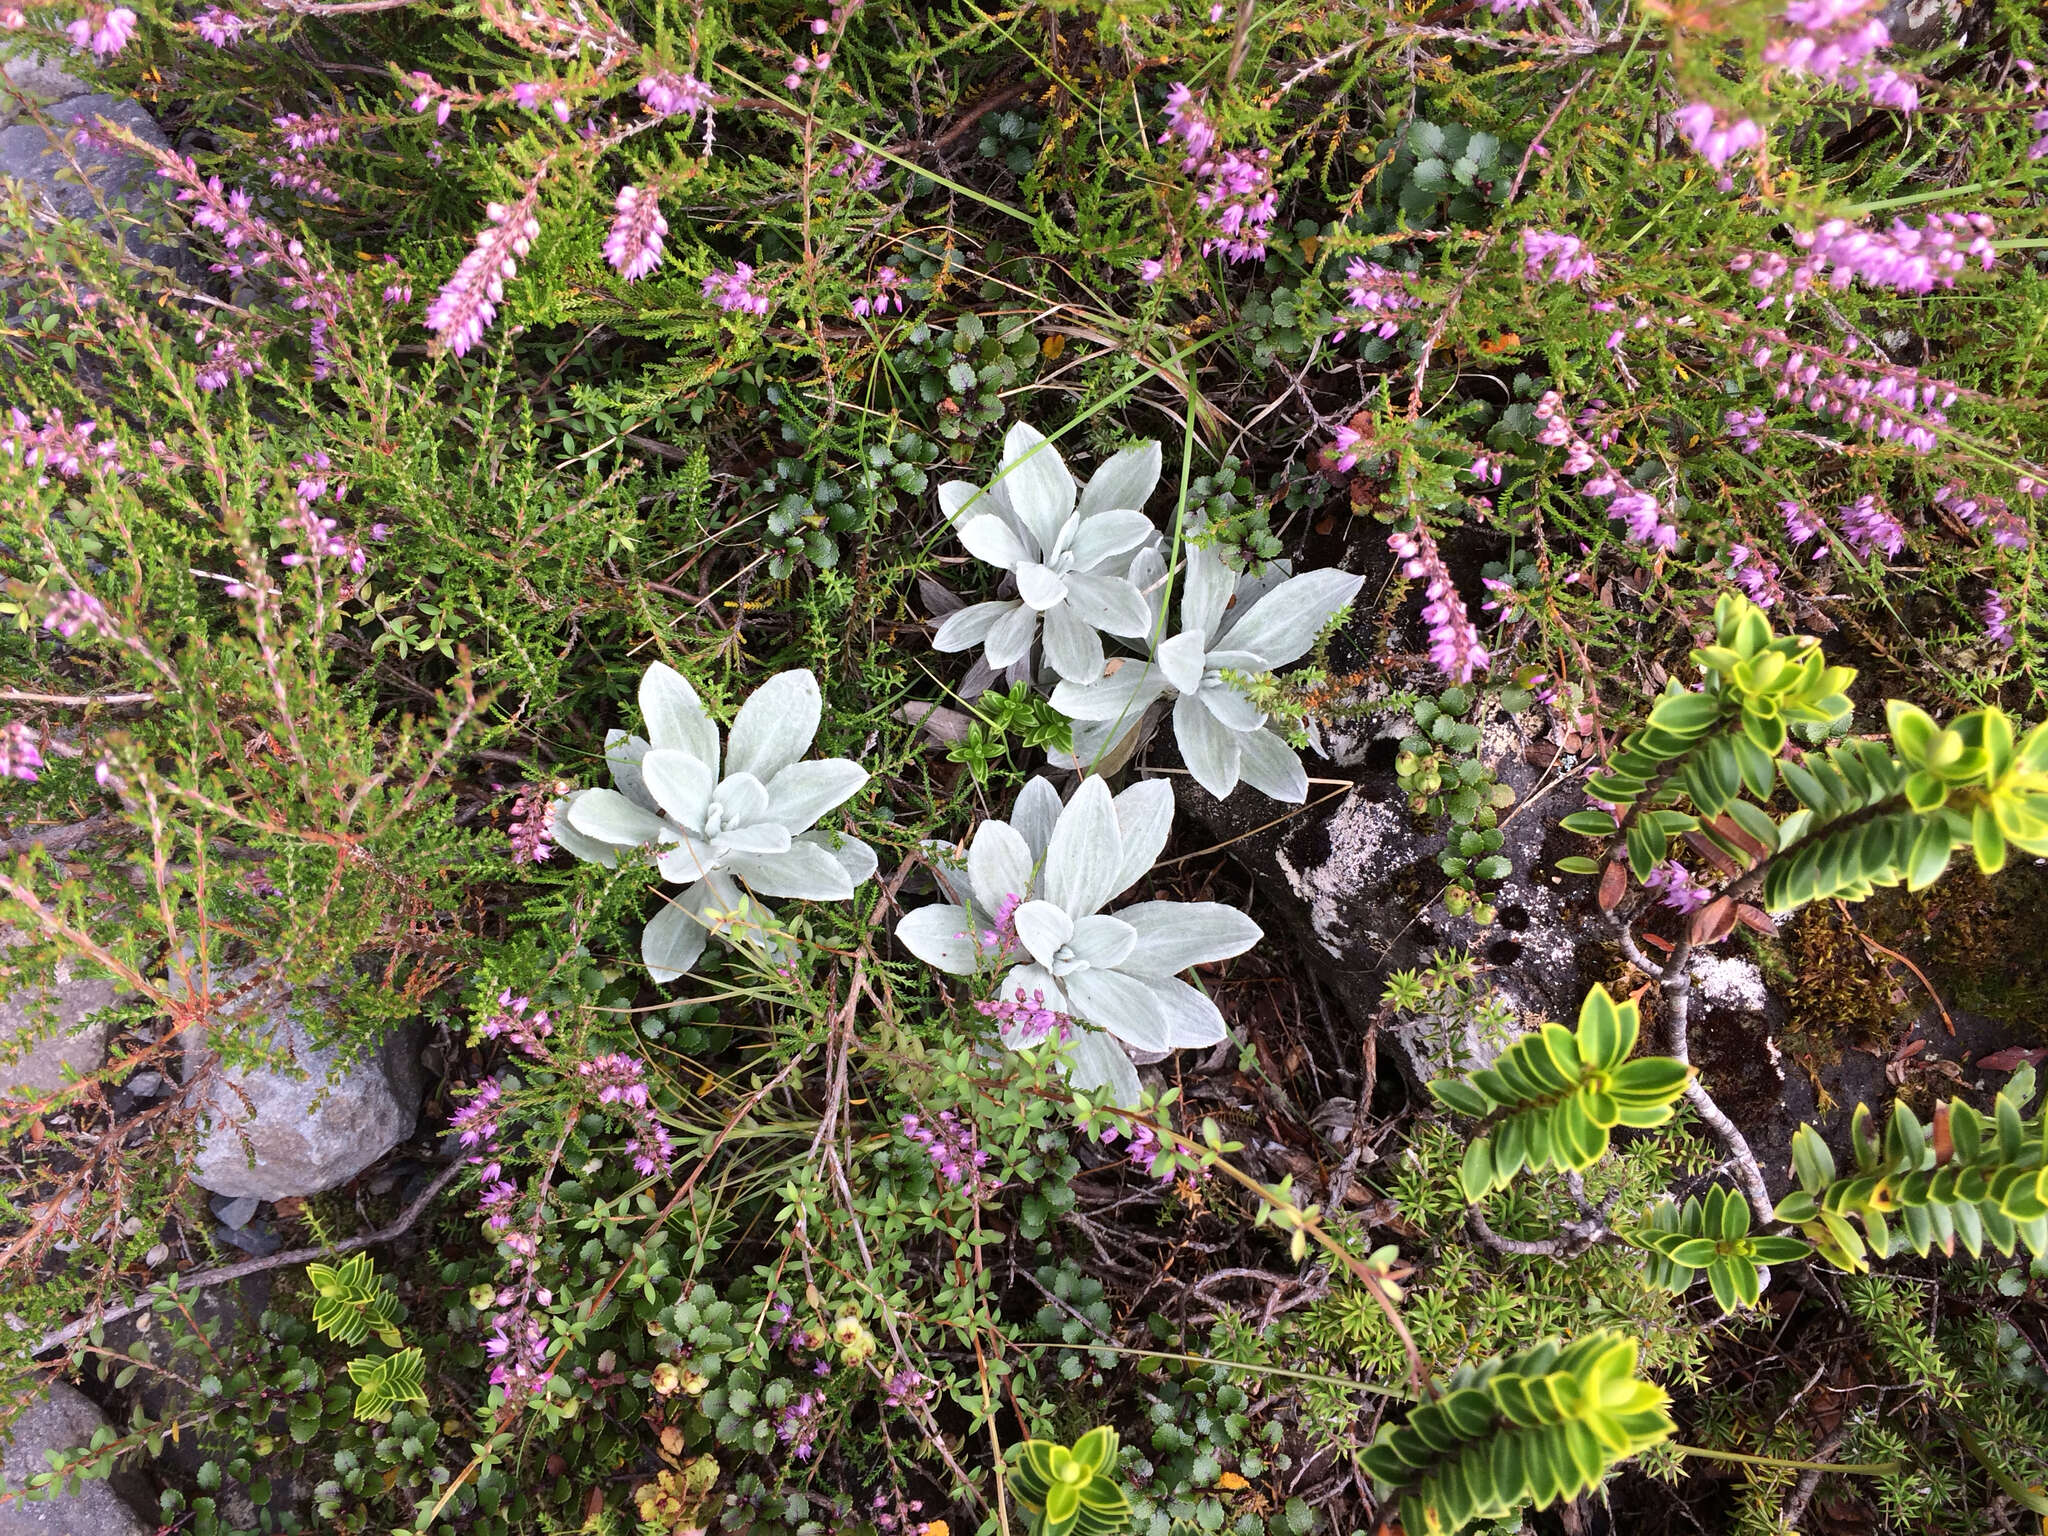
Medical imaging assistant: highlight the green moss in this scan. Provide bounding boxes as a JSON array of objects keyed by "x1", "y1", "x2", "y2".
[{"x1": 1866, "y1": 862, "x2": 2048, "y2": 1040}]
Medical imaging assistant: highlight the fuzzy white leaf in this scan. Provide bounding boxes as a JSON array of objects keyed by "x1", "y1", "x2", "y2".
[
  {"x1": 1198, "y1": 679, "x2": 1267, "y2": 733},
  {"x1": 1000, "y1": 422, "x2": 1076, "y2": 555},
  {"x1": 568, "y1": 789, "x2": 671, "y2": 848},
  {"x1": 1216, "y1": 568, "x2": 1365, "y2": 667},
  {"x1": 1015, "y1": 561, "x2": 1069, "y2": 611},
  {"x1": 1110, "y1": 778, "x2": 1174, "y2": 892},
  {"x1": 969, "y1": 818, "x2": 1037, "y2": 917},
  {"x1": 1011, "y1": 778, "x2": 1062, "y2": 865},
  {"x1": 1115, "y1": 901, "x2": 1263, "y2": 977},
  {"x1": 958, "y1": 514, "x2": 1028, "y2": 571},
  {"x1": 725, "y1": 840, "x2": 855, "y2": 900},
  {"x1": 896, "y1": 903, "x2": 985, "y2": 975},
  {"x1": 764, "y1": 759, "x2": 868, "y2": 833},
  {"x1": 933, "y1": 600, "x2": 1015, "y2": 653},
  {"x1": 1013, "y1": 899, "x2": 1076, "y2": 968},
  {"x1": 713, "y1": 821, "x2": 792, "y2": 857},
  {"x1": 725, "y1": 671, "x2": 821, "y2": 784},
  {"x1": 1042, "y1": 602, "x2": 1106, "y2": 682},
  {"x1": 1063, "y1": 967, "x2": 1174, "y2": 1052},
  {"x1": 641, "y1": 894, "x2": 712, "y2": 983},
  {"x1": 983, "y1": 603, "x2": 1039, "y2": 668},
  {"x1": 604, "y1": 730, "x2": 658, "y2": 812},
  {"x1": 640, "y1": 663, "x2": 720, "y2": 772},
  {"x1": 1236, "y1": 728, "x2": 1308, "y2": 803},
  {"x1": 1061, "y1": 572, "x2": 1154, "y2": 639},
  {"x1": 1049, "y1": 661, "x2": 1168, "y2": 722},
  {"x1": 1068, "y1": 509, "x2": 1155, "y2": 571},
  {"x1": 640, "y1": 749, "x2": 716, "y2": 831},
  {"x1": 1044, "y1": 776, "x2": 1125, "y2": 918},
  {"x1": 1067, "y1": 913, "x2": 1138, "y2": 971},
  {"x1": 550, "y1": 790, "x2": 621, "y2": 868},
  {"x1": 797, "y1": 830, "x2": 877, "y2": 888},
  {"x1": 1077, "y1": 440, "x2": 1162, "y2": 520},
  {"x1": 1064, "y1": 1029, "x2": 1142, "y2": 1106},
  {"x1": 1156, "y1": 631, "x2": 1207, "y2": 695},
  {"x1": 1173, "y1": 693, "x2": 1243, "y2": 800},
  {"x1": 1182, "y1": 541, "x2": 1237, "y2": 643}
]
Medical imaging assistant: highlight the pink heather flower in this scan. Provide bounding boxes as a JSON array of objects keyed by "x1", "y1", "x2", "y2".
[
  {"x1": 1836, "y1": 493, "x2": 1906, "y2": 560},
  {"x1": 1934, "y1": 482, "x2": 2029, "y2": 551},
  {"x1": 1158, "y1": 83, "x2": 1273, "y2": 262},
  {"x1": 482, "y1": 988, "x2": 555, "y2": 1055},
  {"x1": 194, "y1": 327, "x2": 261, "y2": 391},
  {"x1": 1159, "y1": 82, "x2": 1217, "y2": 165},
  {"x1": 1333, "y1": 258, "x2": 1422, "y2": 340},
  {"x1": 1724, "y1": 543, "x2": 1784, "y2": 609},
  {"x1": 850, "y1": 264, "x2": 907, "y2": 318},
  {"x1": 1519, "y1": 228, "x2": 1596, "y2": 284},
  {"x1": 635, "y1": 70, "x2": 709, "y2": 119},
  {"x1": 1, "y1": 720, "x2": 43, "y2": 782},
  {"x1": 1103, "y1": 1121, "x2": 1174, "y2": 1181},
  {"x1": 273, "y1": 112, "x2": 341, "y2": 151},
  {"x1": 1644, "y1": 861, "x2": 1714, "y2": 914},
  {"x1": 451, "y1": 1078, "x2": 504, "y2": 1152},
  {"x1": 1530, "y1": 392, "x2": 1678, "y2": 551},
  {"x1": 0, "y1": 7, "x2": 25, "y2": 26},
  {"x1": 1791, "y1": 213, "x2": 1995, "y2": 297},
  {"x1": 1327, "y1": 423, "x2": 1365, "y2": 473},
  {"x1": 1982, "y1": 589, "x2": 2013, "y2": 650},
  {"x1": 506, "y1": 783, "x2": 562, "y2": 864},
  {"x1": 426, "y1": 190, "x2": 543, "y2": 356},
  {"x1": 975, "y1": 986, "x2": 1072, "y2": 1048},
  {"x1": 42, "y1": 588, "x2": 113, "y2": 639},
  {"x1": 3, "y1": 408, "x2": 119, "y2": 481},
  {"x1": 1137, "y1": 257, "x2": 1166, "y2": 283},
  {"x1": 1468, "y1": 454, "x2": 1502, "y2": 485},
  {"x1": 1674, "y1": 101, "x2": 1765, "y2": 170},
  {"x1": 2030, "y1": 106, "x2": 2048, "y2": 161},
  {"x1": 1782, "y1": 497, "x2": 1828, "y2": 550},
  {"x1": 1724, "y1": 407, "x2": 1767, "y2": 453},
  {"x1": 1738, "y1": 332, "x2": 1951, "y2": 454},
  {"x1": 409, "y1": 73, "x2": 453, "y2": 126},
  {"x1": 900, "y1": 1110, "x2": 997, "y2": 1195},
  {"x1": 1766, "y1": 0, "x2": 1890, "y2": 83},
  {"x1": 1858, "y1": 67, "x2": 1918, "y2": 111},
  {"x1": 604, "y1": 185, "x2": 667, "y2": 282},
  {"x1": 66, "y1": 4, "x2": 137, "y2": 56},
  {"x1": 703, "y1": 263, "x2": 771, "y2": 316},
  {"x1": 828, "y1": 142, "x2": 884, "y2": 190},
  {"x1": 576, "y1": 1052, "x2": 674, "y2": 1175},
  {"x1": 192, "y1": 5, "x2": 249, "y2": 44},
  {"x1": 1389, "y1": 523, "x2": 1489, "y2": 683}
]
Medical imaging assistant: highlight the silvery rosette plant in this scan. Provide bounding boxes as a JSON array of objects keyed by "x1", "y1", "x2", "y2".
[
  {"x1": 551, "y1": 663, "x2": 877, "y2": 981},
  {"x1": 1049, "y1": 537, "x2": 1365, "y2": 802},
  {"x1": 932, "y1": 423, "x2": 1162, "y2": 683},
  {"x1": 897, "y1": 775, "x2": 1261, "y2": 1105}
]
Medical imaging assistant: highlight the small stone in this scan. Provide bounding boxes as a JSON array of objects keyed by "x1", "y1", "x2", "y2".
[
  {"x1": 1, "y1": 53, "x2": 92, "y2": 123},
  {"x1": 143, "y1": 1244, "x2": 169, "y2": 1268},
  {"x1": 0, "y1": 1380, "x2": 152, "y2": 1536},
  {"x1": 174, "y1": 965, "x2": 422, "y2": 1201},
  {"x1": 209, "y1": 1194, "x2": 260, "y2": 1230},
  {"x1": 125, "y1": 1071, "x2": 164, "y2": 1098},
  {"x1": 214, "y1": 1222, "x2": 282, "y2": 1258},
  {"x1": 1, "y1": 929, "x2": 118, "y2": 1097}
]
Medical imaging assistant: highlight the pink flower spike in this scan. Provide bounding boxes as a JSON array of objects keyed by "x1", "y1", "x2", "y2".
[{"x1": 604, "y1": 185, "x2": 667, "y2": 282}]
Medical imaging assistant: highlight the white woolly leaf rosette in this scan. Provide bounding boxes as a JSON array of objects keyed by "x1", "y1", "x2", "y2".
[
  {"x1": 931, "y1": 423, "x2": 1162, "y2": 683},
  {"x1": 896, "y1": 775, "x2": 1262, "y2": 1106},
  {"x1": 551, "y1": 663, "x2": 877, "y2": 982},
  {"x1": 1050, "y1": 539, "x2": 1364, "y2": 803}
]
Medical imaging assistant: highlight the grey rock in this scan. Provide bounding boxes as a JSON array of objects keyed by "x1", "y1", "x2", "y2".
[
  {"x1": 209, "y1": 1194, "x2": 259, "y2": 1230},
  {"x1": 1880, "y1": 0, "x2": 1961, "y2": 49},
  {"x1": 0, "y1": 1380, "x2": 151, "y2": 1536},
  {"x1": 122, "y1": 1072, "x2": 162, "y2": 1099},
  {"x1": 176, "y1": 970, "x2": 423, "y2": 1201},
  {"x1": 1, "y1": 930, "x2": 117, "y2": 1098},
  {"x1": 213, "y1": 1221, "x2": 281, "y2": 1258},
  {"x1": 1, "y1": 52, "x2": 91, "y2": 125},
  {"x1": 0, "y1": 92, "x2": 189, "y2": 275}
]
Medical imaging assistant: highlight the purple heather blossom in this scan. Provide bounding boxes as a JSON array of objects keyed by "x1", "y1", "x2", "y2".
[
  {"x1": 425, "y1": 191, "x2": 542, "y2": 356},
  {"x1": 828, "y1": 141, "x2": 885, "y2": 189},
  {"x1": 1103, "y1": 1121, "x2": 1173, "y2": 1181},
  {"x1": 1724, "y1": 543, "x2": 1784, "y2": 609},
  {"x1": 637, "y1": 69, "x2": 710, "y2": 119},
  {"x1": 975, "y1": 985, "x2": 1072, "y2": 1047},
  {"x1": 483, "y1": 987, "x2": 555, "y2": 1054},
  {"x1": 775, "y1": 1390, "x2": 821, "y2": 1461},
  {"x1": 1725, "y1": 407, "x2": 1767, "y2": 453},
  {"x1": 2, "y1": 408, "x2": 118, "y2": 481},
  {"x1": 1738, "y1": 332, "x2": 1951, "y2": 454},
  {"x1": 1468, "y1": 454, "x2": 1502, "y2": 485},
  {"x1": 883, "y1": 1367, "x2": 930, "y2": 1408},
  {"x1": 2031, "y1": 106, "x2": 2048, "y2": 161},
  {"x1": 451, "y1": 1078, "x2": 504, "y2": 1152},
  {"x1": 703, "y1": 263, "x2": 771, "y2": 315},
  {"x1": 1982, "y1": 589, "x2": 2014, "y2": 649},
  {"x1": 1837, "y1": 493, "x2": 1906, "y2": 560},
  {"x1": 1674, "y1": 101, "x2": 1765, "y2": 170},
  {"x1": 194, "y1": 326, "x2": 261, "y2": 391},
  {"x1": 1531, "y1": 392, "x2": 1678, "y2": 551},
  {"x1": 506, "y1": 783, "x2": 559, "y2": 864},
  {"x1": 1, "y1": 721, "x2": 43, "y2": 783},
  {"x1": 1935, "y1": 482, "x2": 2029, "y2": 551},
  {"x1": 1389, "y1": 523, "x2": 1489, "y2": 683},
  {"x1": 1158, "y1": 82, "x2": 1275, "y2": 262},
  {"x1": 1644, "y1": 861, "x2": 1714, "y2": 914},
  {"x1": 42, "y1": 588, "x2": 112, "y2": 639},
  {"x1": 577, "y1": 1052, "x2": 675, "y2": 1175},
  {"x1": 900, "y1": 1110, "x2": 996, "y2": 1195},
  {"x1": 193, "y1": 6, "x2": 253, "y2": 44},
  {"x1": 1137, "y1": 256, "x2": 1166, "y2": 283},
  {"x1": 603, "y1": 185, "x2": 667, "y2": 282},
  {"x1": 1327, "y1": 423, "x2": 1366, "y2": 473},
  {"x1": 408, "y1": 73, "x2": 453, "y2": 126},
  {"x1": 1519, "y1": 228, "x2": 1597, "y2": 284},
  {"x1": 273, "y1": 113, "x2": 342, "y2": 150},
  {"x1": 851, "y1": 265, "x2": 909, "y2": 318},
  {"x1": 1334, "y1": 258, "x2": 1423, "y2": 340},
  {"x1": 66, "y1": 4, "x2": 137, "y2": 56},
  {"x1": 1790, "y1": 213, "x2": 1994, "y2": 297}
]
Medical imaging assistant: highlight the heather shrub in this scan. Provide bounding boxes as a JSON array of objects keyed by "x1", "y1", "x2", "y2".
[{"x1": 2, "y1": 0, "x2": 2047, "y2": 1532}]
